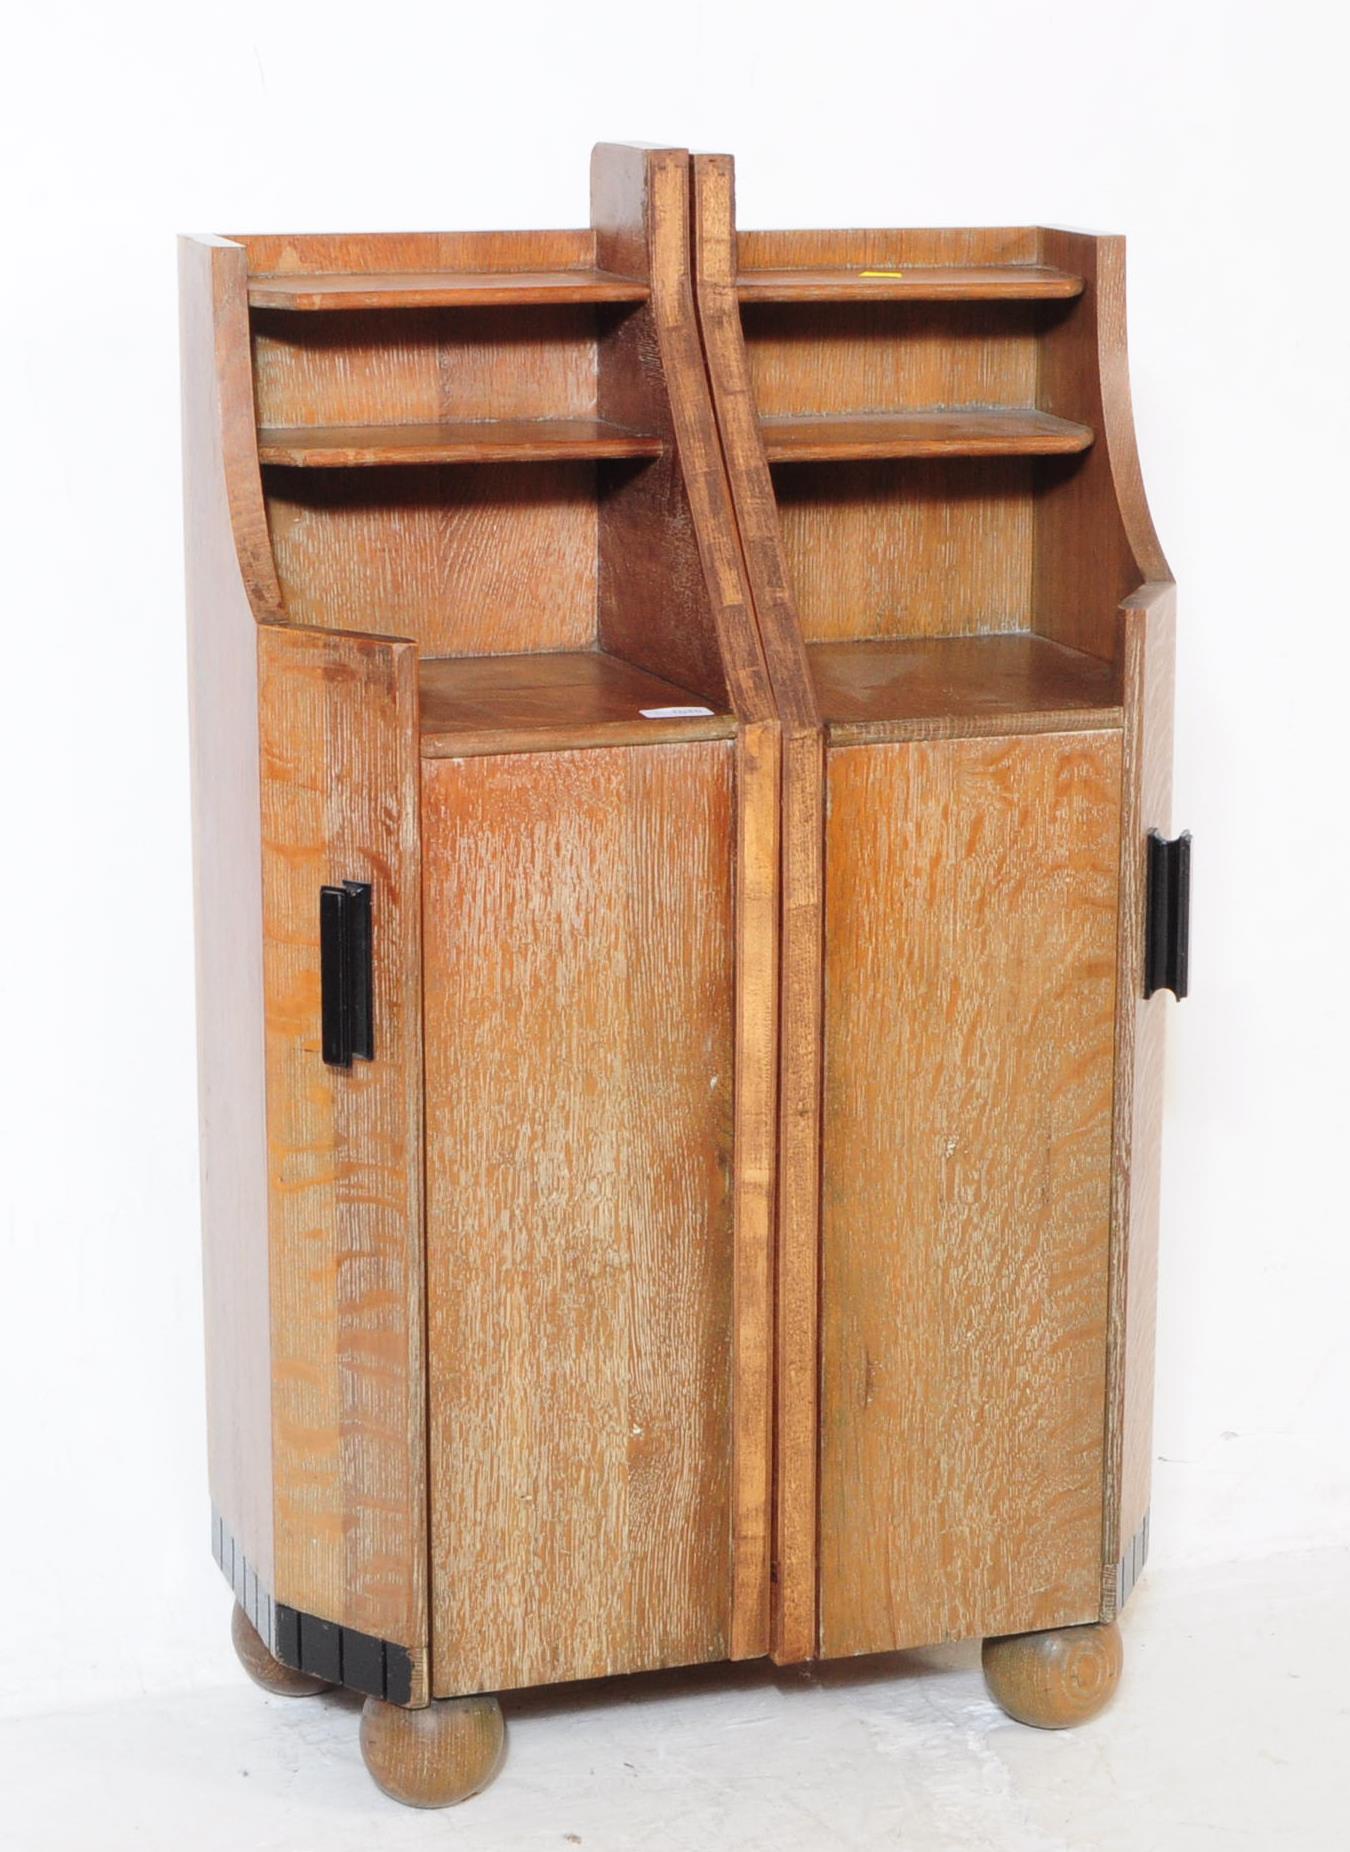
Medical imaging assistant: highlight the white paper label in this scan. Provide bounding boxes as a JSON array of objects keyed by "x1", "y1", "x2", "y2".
[{"x1": 639, "y1": 705, "x2": 715, "y2": 718}]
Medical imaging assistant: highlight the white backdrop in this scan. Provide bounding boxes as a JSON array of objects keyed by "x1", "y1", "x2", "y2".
[{"x1": 2, "y1": 0, "x2": 1345, "y2": 1717}]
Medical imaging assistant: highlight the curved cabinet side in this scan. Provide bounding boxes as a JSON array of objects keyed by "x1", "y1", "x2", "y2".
[
  {"x1": 181, "y1": 234, "x2": 282, "y2": 1616},
  {"x1": 257, "y1": 623, "x2": 427, "y2": 1700},
  {"x1": 183, "y1": 237, "x2": 429, "y2": 1698},
  {"x1": 1041, "y1": 227, "x2": 1176, "y2": 1615}
]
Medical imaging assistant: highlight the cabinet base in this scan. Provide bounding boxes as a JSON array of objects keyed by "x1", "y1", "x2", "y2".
[
  {"x1": 359, "y1": 1693, "x2": 506, "y2": 1808},
  {"x1": 982, "y1": 1620, "x2": 1124, "y2": 1729},
  {"x1": 230, "y1": 1603, "x2": 332, "y2": 1698}
]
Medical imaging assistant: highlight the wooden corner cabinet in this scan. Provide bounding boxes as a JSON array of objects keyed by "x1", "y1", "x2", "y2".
[{"x1": 182, "y1": 142, "x2": 1185, "y2": 1807}]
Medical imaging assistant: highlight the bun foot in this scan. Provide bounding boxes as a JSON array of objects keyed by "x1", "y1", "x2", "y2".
[
  {"x1": 982, "y1": 1619, "x2": 1123, "y2": 1729},
  {"x1": 359, "y1": 1692, "x2": 505, "y2": 1808},
  {"x1": 230, "y1": 1603, "x2": 332, "y2": 1697}
]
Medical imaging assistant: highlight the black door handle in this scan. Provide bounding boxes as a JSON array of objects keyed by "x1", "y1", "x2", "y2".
[{"x1": 320, "y1": 881, "x2": 374, "y2": 1067}]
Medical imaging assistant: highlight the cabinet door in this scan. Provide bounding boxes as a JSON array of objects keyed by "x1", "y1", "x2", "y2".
[
  {"x1": 818, "y1": 730, "x2": 1122, "y2": 1658},
  {"x1": 422, "y1": 741, "x2": 737, "y2": 1697}
]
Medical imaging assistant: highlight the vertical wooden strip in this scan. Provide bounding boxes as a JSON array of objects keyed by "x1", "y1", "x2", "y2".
[
  {"x1": 258, "y1": 624, "x2": 427, "y2": 1699},
  {"x1": 1102, "y1": 586, "x2": 1176, "y2": 1611},
  {"x1": 593, "y1": 144, "x2": 781, "y2": 1656},
  {"x1": 689, "y1": 153, "x2": 825, "y2": 1665},
  {"x1": 424, "y1": 742, "x2": 737, "y2": 1697},
  {"x1": 818, "y1": 732, "x2": 1121, "y2": 1657},
  {"x1": 730, "y1": 720, "x2": 780, "y2": 1658},
  {"x1": 774, "y1": 729, "x2": 824, "y2": 1662}
]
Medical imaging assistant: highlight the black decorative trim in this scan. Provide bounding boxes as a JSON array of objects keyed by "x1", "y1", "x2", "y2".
[
  {"x1": 1113, "y1": 1508, "x2": 1151, "y2": 1612},
  {"x1": 212, "y1": 1507, "x2": 415, "y2": 1705}
]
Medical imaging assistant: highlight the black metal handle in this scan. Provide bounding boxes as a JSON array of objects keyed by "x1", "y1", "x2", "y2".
[
  {"x1": 320, "y1": 881, "x2": 374, "y2": 1067},
  {"x1": 1144, "y1": 831, "x2": 1190, "y2": 1001}
]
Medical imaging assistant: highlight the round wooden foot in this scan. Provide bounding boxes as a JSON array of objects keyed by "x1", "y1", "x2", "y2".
[
  {"x1": 230, "y1": 1603, "x2": 332, "y2": 1697},
  {"x1": 982, "y1": 1619, "x2": 1123, "y2": 1729},
  {"x1": 359, "y1": 1693, "x2": 505, "y2": 1808}
]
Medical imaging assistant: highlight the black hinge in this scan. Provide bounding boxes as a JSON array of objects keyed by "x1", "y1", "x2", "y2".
[
  {"x1": 1144, "y1": 831, "x2": 1191, "y2": 1001},
  {"x1": 320, "y1": 881, "x2": 374, "y2": 1067}
]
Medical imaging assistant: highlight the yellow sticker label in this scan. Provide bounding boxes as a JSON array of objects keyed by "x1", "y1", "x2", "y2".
[{"x1": 859, "y1": 269, "x2": 905, "y2": 278}]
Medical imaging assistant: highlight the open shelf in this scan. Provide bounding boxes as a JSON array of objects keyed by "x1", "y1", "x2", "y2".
[
  {"x1": 808, "y1": 633, "x2": 1122, "y2": 744},
  {"x1": 418, "y1": 649, "x2": 736, "y2": 758},
  {"x1": 248, "y1": 268, "x2": 650, "y2": 310},
  {"x1": 737, "y1": 264, "x2": 1084, "y2": 303},
  {"x1": 257, "y1": 418, "x2": 664, "y2": 468},
  {"x1": 761, "y1": 410, "x2": 1093, "y2": 463}
]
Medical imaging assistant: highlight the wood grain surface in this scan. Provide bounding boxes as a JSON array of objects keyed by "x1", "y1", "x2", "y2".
[
  {"x1": 737, "y1": 264, "x2": 1083, "y2": 303},
  {"x1": 690, "y1": 154, "x2": 824, "y2": 1664},
  {"x1": 772, "y1": 457, "x2": 1035, "y2": 642},
  {"x1": 236, "y1": 229, "x2": 609, "y2": 279},
  {"x1": 818, "y1": 731, "x2": 1122, "y2": 1658},
  {"x1": 257, "y1": 419, "x2": 662, "y2": 467},
  {"x1": 1034, "y1": 230, "x2": 1171, "y2": 666},
  {"x1": 251, "y1": 269, "x2": 647, "y2": 310},
  {"x1": 360, "y1": 1694, "x2": 506, "y2": 1807},
  {"x1": 1102, "y1": 584, "x2": 1176, "y2": 1614},
  {"x1": 266, "y1": 460, "x2": 599, "y2": 654},
  {"x1": 592, "y1": 147, "x2": 779, "y2": 1660},
  {"x1": 423, "y1": 742, "x2": 738, "y2": 1697},
  {"x1": 417, "y1": 648, "x2": 731, "y2": 757},
  {"x1": 252, "y1": 303, "x2": 601, "y2": 431},
  {"x1": 742, "y1": 301, "x2": 1044, "y2": 419},
  {"x1": 257, "y1": 623, "x2": 427, "y2": 1696},
  {"x1": 808, "y1": 633, "x2": 1122, "y2": 743},
  {"x1": 760, "y1": 408, "x2": 1092, "y2": 462}
]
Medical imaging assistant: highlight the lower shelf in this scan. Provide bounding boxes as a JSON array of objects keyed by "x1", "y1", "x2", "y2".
[
  {"x1": 418, "y1": 649, "x2": 735, "y2": 757},
  {"x1": 809, "y1": 632, "x2": 1123, "y2": 744}
]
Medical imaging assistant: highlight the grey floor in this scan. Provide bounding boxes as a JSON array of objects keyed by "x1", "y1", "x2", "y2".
[{"x1": 3, "y1": 1546, "x2": 1343, "y2": 1851}]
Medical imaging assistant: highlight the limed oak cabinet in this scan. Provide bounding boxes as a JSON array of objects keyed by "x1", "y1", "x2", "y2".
[{"x1": 182, "y1": 143, "x2": 1185, "y2": 1807}]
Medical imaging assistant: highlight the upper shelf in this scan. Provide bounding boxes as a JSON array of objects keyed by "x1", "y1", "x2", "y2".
[
  {"x1": 257, "y1": 418, "x2": 664, "y2": 467},
  {"x1": 248, "y1": 269, "x2": 650, "y2": 310},
  {"x1": 760, "y1": 409, "x2": 1094, "y2": 463},
  {"x1": 736, "y1": 264, "x2": 1084, "y2": 303}
]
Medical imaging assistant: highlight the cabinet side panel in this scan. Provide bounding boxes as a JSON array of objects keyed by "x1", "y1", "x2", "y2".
[
  {"x1": 1103, "y1": 593, "x2": 1176, "y2": 1610},
  {"x1": 818, "y1": 731, "x2": 1120, "y2": 1656},
  {"x1": 257, "y1": 625, "x2": 427, "y2": 1690},
  {"x1": 181, "y1": 237, "x2": 275, "y2": 1591},
  {"x1": 424, "y1": 742, "x2": 736, "y2": 1697}
]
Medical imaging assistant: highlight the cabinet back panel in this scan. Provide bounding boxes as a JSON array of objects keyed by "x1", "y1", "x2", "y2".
[
  {"x1": 252, "y1": 306, "x2": 600, "y2": 428},
  {"x1": 818, "y1": 730, "x2": 1120, "y2": 1657},
  {"x1": 264, "y1": 462, "x2": 598, "y2": 654},
  {"x1": 774, "y1": 459, "x2": 1034, "y2": 641},
  {"x1": 423, "y1": 742, "x2": 737, "y2": 1696},
  {"x1": 743, "y1": 302, "x2": 1043, "y2": 417}
]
